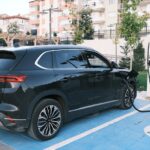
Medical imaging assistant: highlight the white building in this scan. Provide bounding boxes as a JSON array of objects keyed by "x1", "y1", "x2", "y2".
[{"x1": 0, "y1": 14, "x2": 30, "y2": 34}]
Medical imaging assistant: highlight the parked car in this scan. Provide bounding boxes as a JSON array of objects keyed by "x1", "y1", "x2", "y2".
[{"x1": 0, "y1": 45, "x2": 137, "y2": 140}]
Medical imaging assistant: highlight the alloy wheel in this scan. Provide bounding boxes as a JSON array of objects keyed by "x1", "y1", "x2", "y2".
[
  {"x1": 124, "y1": 87, "x2": 135, "y2": 107},
  {"x1": 37, "y1": 105, "x2": 62, "y2": 137}
]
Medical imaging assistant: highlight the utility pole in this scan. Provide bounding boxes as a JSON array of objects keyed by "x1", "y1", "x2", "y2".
[
  {"x1": 41, "y1": 4, "x2": 61, "y2": 44},
  {"x1": 48, "y1": 6, "x2": 52, "y2": 44},
  {"x1": 147, "y1": 42, "x2": 150, "y2": 98}
]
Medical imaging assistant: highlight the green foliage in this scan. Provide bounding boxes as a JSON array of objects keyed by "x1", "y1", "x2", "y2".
[
  {"x1": 72, "y1": 9, "x2": 94, "y2": 44},
  {"x1": 73, "y1": 29, "x2": 83, "y2": 44},
  {"x1": 119, "y1": 0, "x2": 147, "y2": 48},
  {"x1": 119, "y1": 1, "x2": 147, "y2": 46},
  {"x1": 79, "y1": 9, "x2": 94, "y2": 39},
  {"x1": 133, "y1": 42, "x2": 145, "y2": 72},
  {"x1": 136, "y1": 71, "x2": 147, "y2": 91},
  {"x1": 7, "y1": 22, "x2": 19, "y2": 34},
  {"x1": 119, "y1": 45, "x2": 130, "y2": 68},
  {"x1": 119, "y1": 0, "x2": 147, "y2": 70}
]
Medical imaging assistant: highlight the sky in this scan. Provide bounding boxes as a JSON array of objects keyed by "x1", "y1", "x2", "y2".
[{"x1": 0, "y1": 0, "x2": 30, "y2": 15}]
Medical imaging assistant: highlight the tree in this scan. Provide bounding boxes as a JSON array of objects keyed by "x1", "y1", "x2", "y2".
[
  {"x1": 119, "y1": 0, "x2": 147, "y2": 70},
  {"x1": 119, "y1": 44, "x2": 130, "y2": 68},
  {"x1": 133, "y1": 42, "x2": 145, "y2": 72},
  {"x1": 72, "y1": 9, "x2": 94, "y2": 44},
  {"x1": 79, "y1": 9, "x2": 94, "y2": 40},
  {"x1": 73, "y1": 29, "x2": 83, "y2": 44},
  {"x1": 7, "y1": 22, "x2": 19, "y2": 35}
]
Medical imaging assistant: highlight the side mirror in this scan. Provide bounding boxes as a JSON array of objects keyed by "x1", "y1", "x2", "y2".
[{"x1": 111, "y1": 61, "x2": 118, "y2": 68}]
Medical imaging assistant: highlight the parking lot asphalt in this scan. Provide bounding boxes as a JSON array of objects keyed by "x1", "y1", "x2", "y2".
[{"x1": 1, "y1": 99, "x2": 150, "y2": 150}]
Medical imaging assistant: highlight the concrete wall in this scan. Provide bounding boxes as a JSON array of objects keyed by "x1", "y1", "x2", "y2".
[{"x1": 80, "y1": 36, "x2": 150, "y2": 67}]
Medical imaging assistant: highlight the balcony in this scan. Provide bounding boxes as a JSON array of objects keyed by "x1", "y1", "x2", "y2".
[
  {"x1": 91, "y1": 4, "x2": 105, "y2": 12},
  {"x1": 92, "y1": 17, "x2": 105, "y2": 24}
]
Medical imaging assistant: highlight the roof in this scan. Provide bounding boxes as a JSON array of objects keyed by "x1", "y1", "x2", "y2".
[
  {"x1": 29, "y1": 0, "x2": 38, "y2": 3},
  {"x1": 0, "y1": 15, "x2": 29, "y2": 21},
  {"x1": 19, "y1": 45, "x2": 92, "y2": 51},
  {"x1": 0, "y1": 45, "x2": 93, "y2": 52}
]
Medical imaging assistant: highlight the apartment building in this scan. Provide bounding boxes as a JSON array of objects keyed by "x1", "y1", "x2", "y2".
[
  {"x1": 29, "y1": 0, "x2": 121, "y2": 38},
  {"x1": 0, "y1": 14, "x2": 30, "y2": 33},
  {"x1": 29, "y1": 0, "x2": 150, "y2": 39},
  {"x1": 82, "y1": 0, "x2": 122, "y2": 38},
  {"x1": 29, "y1": 0, "x2": 78, "y2": 39}
]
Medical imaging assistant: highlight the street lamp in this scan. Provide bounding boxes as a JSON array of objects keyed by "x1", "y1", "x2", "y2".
[{"x1": 41, "y1": 5, "x2": 61, "y2": 44}]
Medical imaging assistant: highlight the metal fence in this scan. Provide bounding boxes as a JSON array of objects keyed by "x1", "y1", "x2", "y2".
[
  {"x1": 59, "y1": 26, "x2": 150, "y2": 42},
  {"x1": 93, "y1": 26, "x2": 150, "y2": 39}
]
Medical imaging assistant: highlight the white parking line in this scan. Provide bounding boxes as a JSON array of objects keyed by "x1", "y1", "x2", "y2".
[{"x1": 45, "y1": 104, "x2": 150, "y2": 150}]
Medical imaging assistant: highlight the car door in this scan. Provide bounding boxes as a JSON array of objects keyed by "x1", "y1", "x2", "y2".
[
  {"x1": 83, "y1": 50, "x2": 115, "y2": 105},
  {"x1": 52, "y1": 49, "x2": 93, "y2": 111}
]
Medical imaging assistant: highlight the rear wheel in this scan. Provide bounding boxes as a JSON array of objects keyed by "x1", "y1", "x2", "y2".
[
  {"x1": 120, "y1": 84, "x2": 135, "y2": 109},
  {"x1": 28, "y1": 98, "x2": 63, "y2": 140}
]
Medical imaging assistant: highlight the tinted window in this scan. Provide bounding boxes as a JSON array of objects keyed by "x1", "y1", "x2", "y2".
[
  {"x1": 54, "y1": 50, "x2": 88, "y2": 69},
  {"x1": 0, "y1": 51, "x2": 16, "y2": 71},
  {"x1": 85, "y1": 52, "x2": 109, "y2": 68},
  {"x1": 37, "y1": 52, "x2": 52, "y2": 69}
]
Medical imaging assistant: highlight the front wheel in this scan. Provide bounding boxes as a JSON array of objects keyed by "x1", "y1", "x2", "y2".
[
  {"x1": 28, "y1": 99, "x2": 63, "y2": 140},
  {"x1": 119, "y1": 84, "x2": 135, "y2": 109}
]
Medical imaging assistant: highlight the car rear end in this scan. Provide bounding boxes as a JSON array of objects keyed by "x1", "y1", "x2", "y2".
[{"x1": 0, "y1": 48, "x2": 28, "y2": 131}]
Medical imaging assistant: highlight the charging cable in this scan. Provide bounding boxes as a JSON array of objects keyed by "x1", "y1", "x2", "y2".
[{"x1": 123, "y1": 78, "x2": 150, "y2": 112}]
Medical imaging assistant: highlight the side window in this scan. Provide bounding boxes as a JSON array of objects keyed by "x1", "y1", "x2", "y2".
[
  {"x1": 36, "y1": 51, "x2": 52, "y2": 69},
  {"x1": 54, "y1": 50, "x2": 88, "y2": 69},
  {"x1": 85, "y1": 52, "x2": 109, "y2": 68}
]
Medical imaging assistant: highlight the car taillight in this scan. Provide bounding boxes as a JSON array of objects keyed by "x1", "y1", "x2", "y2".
[{"x1": 0, "y1": 75, "x2": 26, "y2": 83}]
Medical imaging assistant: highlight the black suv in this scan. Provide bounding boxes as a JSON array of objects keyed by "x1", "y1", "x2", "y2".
[{"x1": 0, "y1": 45, "x2": 137, "y2": 140}]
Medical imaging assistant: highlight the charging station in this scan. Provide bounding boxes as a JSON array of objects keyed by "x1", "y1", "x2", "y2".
[{"x1": 147, "y1": 43, "x2": 150, "y2": 98}]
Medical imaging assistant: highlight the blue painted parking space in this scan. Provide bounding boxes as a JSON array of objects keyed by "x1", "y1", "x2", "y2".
[{"x1": 1, "y1": 99, "x2": 150, "y2": 150}]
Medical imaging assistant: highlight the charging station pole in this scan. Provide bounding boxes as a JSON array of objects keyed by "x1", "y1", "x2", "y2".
[{"x1": 147, "y1": 43, "x2": 150, "y2": 98}]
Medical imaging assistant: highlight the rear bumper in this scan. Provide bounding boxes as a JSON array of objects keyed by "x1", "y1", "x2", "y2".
[{"x1": 0, "y1": 103, "x2": 29, "y2": 132}]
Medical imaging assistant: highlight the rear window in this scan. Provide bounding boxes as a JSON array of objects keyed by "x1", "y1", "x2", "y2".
[
  {"x1": 35, "y1": 51, "x2": 52, "y2": 69},
  {"x1": 0, "y1": 50, "x2": 24, "y2": 71}
]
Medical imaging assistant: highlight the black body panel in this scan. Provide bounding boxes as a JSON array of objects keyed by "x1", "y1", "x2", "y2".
[{"x1": 0, "y1": 45, "x2": 137, "y2": 131}]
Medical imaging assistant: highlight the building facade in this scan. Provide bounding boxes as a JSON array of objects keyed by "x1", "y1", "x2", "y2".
[
  {"x1": 29, "y1": 0, "x2": 78, "y2": 39},
  {"x1": 29, "y1": 0, "x2": 150, "y2": 39},
  {"x1": 0, "y1": 14, "x2": 30, "y2": 34}
]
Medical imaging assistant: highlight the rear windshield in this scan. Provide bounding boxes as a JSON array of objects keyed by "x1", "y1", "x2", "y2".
[{"x1": 0, "y1": 50, "x2": 24, "y2": 71}]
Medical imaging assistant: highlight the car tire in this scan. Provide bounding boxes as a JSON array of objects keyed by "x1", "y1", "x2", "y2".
[
  {"x1": 28, "y1": 98, "x2": 63, "y2": 140},
  {"x1": 119, "y1": 84, "x2": 135, "y2": 109}
]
